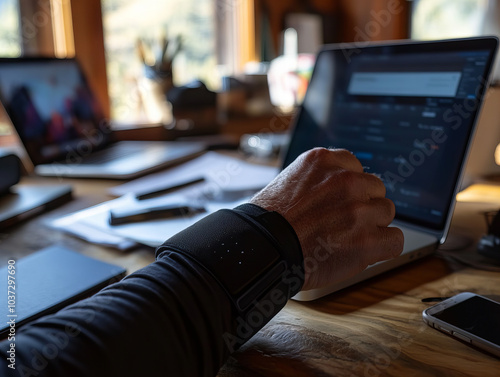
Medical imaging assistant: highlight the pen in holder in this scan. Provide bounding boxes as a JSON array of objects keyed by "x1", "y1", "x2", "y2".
[{"x1": 136, "y1": 34, "x2": 183, "y2": 126}]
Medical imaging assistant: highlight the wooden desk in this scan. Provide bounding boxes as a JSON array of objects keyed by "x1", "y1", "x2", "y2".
[
  {"x1": 219, "y1": 200, "x2": 500, "y2": 376},
  {"x1": 2, "y1": 175, "x2": 500, "y2": 376}
]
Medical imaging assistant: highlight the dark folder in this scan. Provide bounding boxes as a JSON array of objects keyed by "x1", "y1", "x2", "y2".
[
  {"x1": 0, "y1": 245, "x2": 127, "y2": 337},
  {"x1": 0, "y1": 184, "x2": 72, "y2": 229}
]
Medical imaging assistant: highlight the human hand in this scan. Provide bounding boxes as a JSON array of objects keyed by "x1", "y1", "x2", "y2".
[{"x1": 250, "y1": 148, "x2": 404, "y2": 291}]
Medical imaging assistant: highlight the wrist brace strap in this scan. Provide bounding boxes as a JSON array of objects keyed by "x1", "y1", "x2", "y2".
[{"x1": 156, "y1": 203, "x2": 304, "y2": 312}]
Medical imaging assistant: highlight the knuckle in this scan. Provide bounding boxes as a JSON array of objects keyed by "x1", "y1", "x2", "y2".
[
  {"x1": 372, "y1": 175, "x2": 387, "y2": 195},
  {"x1": 340, "y1": 201, "x2": 365, "y2": 227},
  {"x1": 302, "y1": 147, "x2": 354, "y2": 165},
  {"x1": 390, "y1": 228, "x2": 405, "y2": 256},
  {"x1": 304, "y1": 147, "x2": 330, "y2": 161},
  {"x1": 379, "y1": 198, "x2": 396, "y2": 221},
  {"x1": 351, "y1": 242, "x2": 372, "y2": 270},
  {"x1": 301, "y1": 147, "x2": 333, "y2": 168},
  {"x1": 331, "y1": 148, "x2": 352, "y2": 159},
  {"x1": 357, "y1": 230, "x2": 376, "y2": 252},
  {"x1": 335, "y1": 169, "x2": 361, "y2": 189}
]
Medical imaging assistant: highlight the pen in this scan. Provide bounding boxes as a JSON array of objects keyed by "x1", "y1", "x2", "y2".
[
  {"x1": 109, "y1": 204, "x2": 206, "y2": 226},
  {"x1": 135, "y1": 177, "x2": 206, "y2": 200}
]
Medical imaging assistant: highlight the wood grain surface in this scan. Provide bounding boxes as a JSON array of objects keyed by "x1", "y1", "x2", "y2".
[
  {"x1": 218, "y1": 199, "x2": 500, "y2": 376},
  {"x1": 3, "y1": 175, "x2": 500, "y2": 376}
]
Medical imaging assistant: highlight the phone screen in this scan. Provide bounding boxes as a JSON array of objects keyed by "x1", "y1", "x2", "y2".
[{"x1": 433, "y1": 296, "x2": 500, "y2": 345}]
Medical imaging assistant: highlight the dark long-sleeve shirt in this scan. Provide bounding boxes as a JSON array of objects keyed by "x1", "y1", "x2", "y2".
[{"x1": 0, "y1": 204, "x2": 304, "y2": 376}]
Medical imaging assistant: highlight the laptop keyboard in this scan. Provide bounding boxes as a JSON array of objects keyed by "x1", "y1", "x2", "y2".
[{"x1": 79, "y1": 144, "x2": 143, "y2": 164}]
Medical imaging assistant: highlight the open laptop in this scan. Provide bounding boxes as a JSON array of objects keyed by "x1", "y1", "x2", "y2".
[
  {"x1": 0, "y1": 57, "x2": 205, "y2": 179},
  {"x1": 286, "y1": 37, "x2": 499, "y2": 301}
]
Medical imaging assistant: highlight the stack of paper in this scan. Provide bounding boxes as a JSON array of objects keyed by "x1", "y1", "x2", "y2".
[{"x1": 50, "y1": 152, "x2": 279, "y2": 250}]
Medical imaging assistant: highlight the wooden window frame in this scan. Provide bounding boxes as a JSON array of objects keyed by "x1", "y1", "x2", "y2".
[{"x1": 16, "y1": 0, "x2": 410, "y2": 129}]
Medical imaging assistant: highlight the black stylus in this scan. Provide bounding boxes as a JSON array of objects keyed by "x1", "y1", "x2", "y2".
[
  {"x1": 135, "y1": 177, "x2": 206, "y2": 200},
  {"x1": 109, "y1": 204, "x2": 206, "y2": 225}
]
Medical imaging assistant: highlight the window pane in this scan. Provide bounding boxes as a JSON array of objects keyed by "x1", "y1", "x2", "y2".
[
  {"x1": 411, "y1": 0, "x2": 488, "y2": 40},
  {"x1": 0, "y1": 0, "x2": 21, "y2": 57},
  {"x1": 102, "y1": 0, "x2": 216, "y2": 124}
]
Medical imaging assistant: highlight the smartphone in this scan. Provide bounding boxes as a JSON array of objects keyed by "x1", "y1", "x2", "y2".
[{"x1": 422, "y1": 292, "x2": 500, "y2": 358}]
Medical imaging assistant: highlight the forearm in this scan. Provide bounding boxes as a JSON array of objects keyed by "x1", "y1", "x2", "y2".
[
  {"x1": 0, "y1": 252, "x2": 233, "y2": 376},
  {"x1": 0, "y1": 204, "x2": 304, "y2": 376}
]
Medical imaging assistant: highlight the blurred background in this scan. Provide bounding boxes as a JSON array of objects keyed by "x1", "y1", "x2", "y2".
[{"x1": 1, "y1": 0, "x2": 500, "y2": 178}]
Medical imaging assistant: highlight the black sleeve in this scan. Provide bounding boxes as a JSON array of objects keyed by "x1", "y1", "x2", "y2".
[{"x1": 0, "y1": 204, "x2": 304, "y2": 376}]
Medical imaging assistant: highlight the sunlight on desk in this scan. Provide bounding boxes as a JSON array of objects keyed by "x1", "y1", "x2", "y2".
[{"x1": 457, "y1": 183, "x2": 500, "y2": 204}]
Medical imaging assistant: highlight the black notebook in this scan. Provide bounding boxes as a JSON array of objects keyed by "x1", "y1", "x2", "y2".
[{"x1": 0, "y1": 245, "x2": 127, "y2": 337}]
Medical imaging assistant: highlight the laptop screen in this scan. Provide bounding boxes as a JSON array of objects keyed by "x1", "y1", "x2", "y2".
[
  {"x1": 283, "y1": 37, "x2": 498, "y2": 230},
  {"x1": 0, "y1": 58, "x2": 109, "y2": 165}
]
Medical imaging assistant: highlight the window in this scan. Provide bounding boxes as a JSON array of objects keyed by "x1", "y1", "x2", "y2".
[
  {"x1": 411, "y1": 0, "x2": 489, "y2": 40},
  {"x1": 0, "y1": 0, "x2": 21, "y2": 138},
  {"x1": 101, "y1": 0, "x2": 217, "y2": 124},
  {"x1": 0, "y1": 0, "x2": 21, "y2": 57}
]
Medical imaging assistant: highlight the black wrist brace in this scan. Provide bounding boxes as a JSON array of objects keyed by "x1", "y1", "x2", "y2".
[{"x1": 156, "y1": 203, "x2": 304, "y2": 350}]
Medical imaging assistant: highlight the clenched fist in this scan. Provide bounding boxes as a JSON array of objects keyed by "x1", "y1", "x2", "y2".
[{"x1": 250, "y1": 147, "x2": 404, "y2": 291}]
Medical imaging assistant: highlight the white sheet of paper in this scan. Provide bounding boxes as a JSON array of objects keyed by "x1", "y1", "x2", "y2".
[
  {"x1": 51, "y1": 152, "x2": 279, "y2": 249},
  {"x1": 108, "y1": 152, "x2": 279, "y2": 197},
  {"x1": 51, "y1": 193, "x2": 250, "y2": 249}
]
